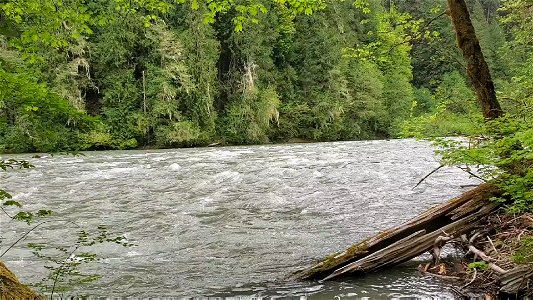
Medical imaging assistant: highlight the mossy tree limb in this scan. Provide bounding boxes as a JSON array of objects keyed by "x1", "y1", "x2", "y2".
[{"x1": 446, "y1": 0, "x2": 503, "y2": 120}]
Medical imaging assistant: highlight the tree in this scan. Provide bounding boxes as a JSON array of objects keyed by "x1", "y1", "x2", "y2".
[
  {"x1": 446, "y1": 0, "x2": 503, "y2": 119},
  {"x1": 0, "y1": 0, "x2": 508, "y2": 152}
]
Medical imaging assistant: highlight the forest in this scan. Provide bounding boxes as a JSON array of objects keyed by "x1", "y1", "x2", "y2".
[{"x1": 0, "y1": 0, "x2": 529, "y2": 153}]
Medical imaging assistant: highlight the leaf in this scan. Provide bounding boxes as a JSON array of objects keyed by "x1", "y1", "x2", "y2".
[
  {"x1": 468, "y1": 261, "x2": 489, "y2": 270},
  {"x1": 3, "y1": 200, "x2": 22, "y2": 208},
  {"x1": 14, "y1": 211, "x2": 34, "y2": 224},
  {"x1": 0, "y1": 190, "x2": 13, "y2": 200},
  {"x1": 37, "y1": 210, "x2": 53, "y2": 217}
]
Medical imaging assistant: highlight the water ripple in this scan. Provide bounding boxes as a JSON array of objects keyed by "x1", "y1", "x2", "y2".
[{"x1": 0, "y1": 140, "x2": 480, "y2": 298}]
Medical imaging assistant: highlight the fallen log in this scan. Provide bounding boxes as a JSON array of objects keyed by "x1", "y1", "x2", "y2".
[
  {"x1": 291, "y1": 183, "x2": 502, "y2": 280},
  {"x1": 500, "y1": 265, "x2": 533, "y2": 294}
]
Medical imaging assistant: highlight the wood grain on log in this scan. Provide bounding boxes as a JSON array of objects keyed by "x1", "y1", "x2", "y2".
[
  {"x1": 500, "y1": 266, "x2": 533, "y2": 294},
  {"x1": 291, "y1": 183, "x2": 502, "y2": 280}
]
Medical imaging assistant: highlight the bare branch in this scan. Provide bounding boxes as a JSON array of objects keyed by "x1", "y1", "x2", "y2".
[{"x1": 413, "y1": 165, "x2": 444, "y2": 189}]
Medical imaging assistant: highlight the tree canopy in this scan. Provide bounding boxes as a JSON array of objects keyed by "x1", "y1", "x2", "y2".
[{"x1": 0, "y1": 0, "x2": 531, "y2": 152}]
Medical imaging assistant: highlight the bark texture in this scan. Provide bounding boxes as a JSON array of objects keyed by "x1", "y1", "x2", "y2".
[
  {"x1": 291, "y1": 183, "x2": 502, "y2": 281},
  {"x1": 446, "y1": 0, "x2": 503, "y2": 119},
  {"x1": 500, "y1": 266, "x2": 533, "y2": 294}
]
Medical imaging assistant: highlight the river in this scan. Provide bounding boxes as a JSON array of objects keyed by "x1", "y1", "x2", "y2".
[{"x1": 0, "y1": 139, "x2": 481, "y2": 298}]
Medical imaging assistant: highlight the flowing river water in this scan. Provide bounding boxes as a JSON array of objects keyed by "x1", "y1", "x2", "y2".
[{"x1": 0, "y1": 139, "x2": 482, "y2": 298}]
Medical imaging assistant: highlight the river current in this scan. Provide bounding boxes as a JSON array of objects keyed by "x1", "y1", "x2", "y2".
[{"x1": 0, "y1": 139, "x2": 481, "y2": 298}]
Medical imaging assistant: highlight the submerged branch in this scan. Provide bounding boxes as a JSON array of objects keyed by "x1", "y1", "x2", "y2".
[{"x1": 413, "y1": 165, "x2": 445, "y2": 189}]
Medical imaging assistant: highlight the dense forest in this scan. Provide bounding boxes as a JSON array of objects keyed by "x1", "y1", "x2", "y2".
[{"x1": 0, "y1": 0, "x2": 531, "y2": 153}]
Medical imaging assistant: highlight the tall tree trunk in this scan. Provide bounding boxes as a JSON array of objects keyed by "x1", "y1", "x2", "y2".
[{"x1": 446, "y1": 0, "x2": 504, "y2": 120}]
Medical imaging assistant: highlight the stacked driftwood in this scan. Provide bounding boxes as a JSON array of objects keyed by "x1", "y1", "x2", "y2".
[
  {"x1": 291, "y1": 183, "x2": 502, "y2": 280},
  {"x1": 291, "y1": 183, "x2": 533, "y2": 294}
]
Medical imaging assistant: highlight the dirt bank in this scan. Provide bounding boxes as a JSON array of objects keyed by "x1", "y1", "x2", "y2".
[{"x1": 0, "y1": 261, "x2": 41, "y2": 299}]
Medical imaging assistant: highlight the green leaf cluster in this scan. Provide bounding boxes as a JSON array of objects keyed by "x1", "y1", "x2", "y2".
[
  {"x1": 512, "y1": 236, "x2": 533, "y2": 264},
  {"x1": 468, "y1": 261, "x2": 489, "y2": 270}
]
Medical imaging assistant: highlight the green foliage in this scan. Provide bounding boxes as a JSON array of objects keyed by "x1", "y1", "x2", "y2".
[
  {"x1": 156, "y1": 120, "x2": 203, "y2": 146},
  {"x1": 176, "y1": 10, "x2": 219, "y2": 140},
  {"x1": 399, "y1": 111, "x2": 483, "y2": 138},
  {"x1": 411, "y1": 87, "x2": 436, "y2": 116},
  {"x1": 433, "y1": 113, "x2": 532, "y2": 212},
  {"x1": 222, "y1": 86, "x2": 280, "y2": 144},
  {"x1": 0, "y1": 159, "x2": 33, "y2": 171},
  {"x1": 0, "y1": 66, "x2": 94, "y2": 153},
  {"x1": 433, "y1": 71, "x2": 478, "y2": 115},
  {"x1": 332, "y1": 60, "x2": 388, "y2": 139},
  {"x1": 512, "y1": 236, "x2": 533, "y2": 264},
  {"x1": 28, "y1": 226, "x2": 133, "y2": 295},
  {"x1": 398, "y1": 0, "x2": 533, "y2": 215},
  {"x1": 468, "y1": 0, "x2": 508, "y2": 80},
  {"x1": 266, "y1": 0, "x2": 412, "y2": 142},
  {"x1": 0, "y1": 0, "x2": 423, "y2": 151},
  {"x1": 353, "y1": 4, "x2": 416, "y2": 134},
  {"x1": 468, "y1": 261, "x2": 489, "y2": 270},
  {"x1": 389, "y1": 0, "x2": 460, "y2": 89},
  {"x1": 10, "y1": 210, "x2": 53, "y2": 225},
  {"x1": 0, "y1": 0, "x2": 531, "y2": 154},
  {"x1": 399, "y1": 71, "x2": 483, "y2": 138},
  {"x1": 426, "y1": 0, "x2": 533, "y2": 213},
  {"x1": 499, "y1": 0, "x2": 533, "y2": 49}
]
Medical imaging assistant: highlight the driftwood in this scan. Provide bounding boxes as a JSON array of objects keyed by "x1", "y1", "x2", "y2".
[
  {"x1": 291, "y1": 183, "x2": 502, "y2": 281},
  {"x1": 500, "y1": 266, "x2": 533, "y2": 294},
  {"x1": 460, "y1": 234, "x2": 508, "y2": 275}
]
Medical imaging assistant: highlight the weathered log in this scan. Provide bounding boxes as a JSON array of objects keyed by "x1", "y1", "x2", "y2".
[
  {"x1": 291, "y1": 183, "x2": 502, "y2": 280},
  {"x1": 500, "y1": 266, "x2": 533, "y2": 294},
  {"x1": 323, "y1": 203, "x2": 499, "y2": 280}
]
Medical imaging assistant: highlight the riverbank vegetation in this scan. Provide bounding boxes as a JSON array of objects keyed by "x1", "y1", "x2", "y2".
[
  {"x1": 290, "y1": 0, "x2": 532, "y2": 293},
  {"x1": 1, "y1": 0, "x2": 413, "y2": 152},
  {"x1": 2, "y1": 0, "x2": 527, "y2": 153}
]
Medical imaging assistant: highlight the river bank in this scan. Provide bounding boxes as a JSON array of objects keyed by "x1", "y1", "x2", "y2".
[
  {"x1": 291, "y1": 180, "x2": 533, "y2": 298},
  {"x1": 3, "y1": 205, "x2": 531, "y2": 298},
  {"x1": 425, "y1": 208, "x2": 533, "y2": 298}
]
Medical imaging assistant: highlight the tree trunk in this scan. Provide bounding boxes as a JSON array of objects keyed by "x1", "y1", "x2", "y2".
[
  {"x1": 291, "y1": 183, "x2": 502, "y2": 280},
  {"x1": 446, "y1": 0, "x2": 504, "y2": 120}
]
